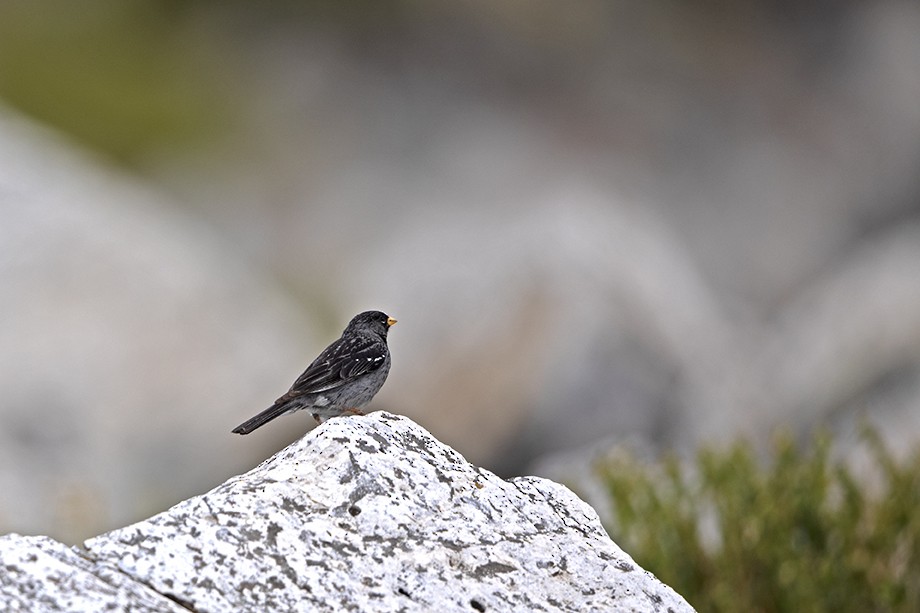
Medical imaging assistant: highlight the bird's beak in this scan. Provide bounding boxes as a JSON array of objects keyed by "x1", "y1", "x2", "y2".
[{"x1": 387, "y1": 317, "x2": 397, "y2": 327}]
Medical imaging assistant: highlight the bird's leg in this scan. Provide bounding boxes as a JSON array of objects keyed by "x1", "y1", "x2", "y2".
[
  {"x1": 312, "y1": 413, "x2": 323, "y2": 424},
  {"x1": 343, "y1": 407, "x2": 365, "y2": 416}
]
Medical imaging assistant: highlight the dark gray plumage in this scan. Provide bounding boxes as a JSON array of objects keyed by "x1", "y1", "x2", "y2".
[{"x1": 232, "y1": 311, "x2": 396, "y2": 434}]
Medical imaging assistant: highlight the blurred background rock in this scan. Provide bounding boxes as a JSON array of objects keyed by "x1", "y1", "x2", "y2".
[{"x1": 1, "y1": 0, "x2": 919, "y2": 543}]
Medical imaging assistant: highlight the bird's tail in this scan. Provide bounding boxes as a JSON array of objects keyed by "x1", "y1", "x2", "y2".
[{"x1": 231, "y1": 402, "x2": 292, "y2": 435}]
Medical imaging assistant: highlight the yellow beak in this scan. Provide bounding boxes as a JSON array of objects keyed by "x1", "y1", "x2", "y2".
[{"x1": 387, "y1": 317, "x2": 397, "y2": 327}]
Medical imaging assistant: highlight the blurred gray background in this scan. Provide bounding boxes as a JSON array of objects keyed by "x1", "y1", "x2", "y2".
[{"x1": 2, "y1": 1, "x2": 919, "y2": 543}]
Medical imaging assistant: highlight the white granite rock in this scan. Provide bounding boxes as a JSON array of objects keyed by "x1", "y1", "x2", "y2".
[
  {"x1": 2, "y1": 412, "x2": 691, "y2": 613},
  {"x1": 0, "y1": 534, "x2": 185, "y2": 612},
  {"x1": 1, "y1": 413, "x2": 692, "y2": 611}
]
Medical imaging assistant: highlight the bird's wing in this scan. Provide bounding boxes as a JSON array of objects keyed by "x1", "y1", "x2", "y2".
[{"x1": 285, "y1": 335, "x2": 388, "y2": 396}]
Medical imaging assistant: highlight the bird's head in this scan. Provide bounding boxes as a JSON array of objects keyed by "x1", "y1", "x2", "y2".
[{"x1": 346, "y1": 310, "x2": 396, "y2": 337}]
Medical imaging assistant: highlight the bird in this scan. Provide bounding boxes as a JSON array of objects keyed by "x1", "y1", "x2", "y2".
[{"x1": 232, "y1": 310, "x2": 396, "y2": 434}]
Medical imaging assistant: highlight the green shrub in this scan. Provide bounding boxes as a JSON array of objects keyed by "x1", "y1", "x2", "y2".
[{"x1": 595, "y1": 428, "x2": 920, "y2": 612}]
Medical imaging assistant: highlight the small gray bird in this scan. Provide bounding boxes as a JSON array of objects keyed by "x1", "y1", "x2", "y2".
[{"x1": 232, "y1": 311, "x2": 396, "y2": 434}]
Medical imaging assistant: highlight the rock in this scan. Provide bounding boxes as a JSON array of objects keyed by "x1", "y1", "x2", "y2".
[
  {"x1": 0, "y1": 105, "x2": 318, "y2": 543},
  {"x1": 350, "y1": 194, "x2": 729, "y2": 473},
  {"x1": 0, "y1": 534, "x2": 186, "y2": 612},
  {"x1": 1, "y1": 413, "x2": 693, "y2": 612}
]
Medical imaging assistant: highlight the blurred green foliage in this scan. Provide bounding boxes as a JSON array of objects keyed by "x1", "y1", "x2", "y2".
[
  {"x1": 0, "y1": 1, "x2": 235, "y2": 166},
  {"x1": 596, "y1": 429, "x2": 920, "y2": 612}
]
